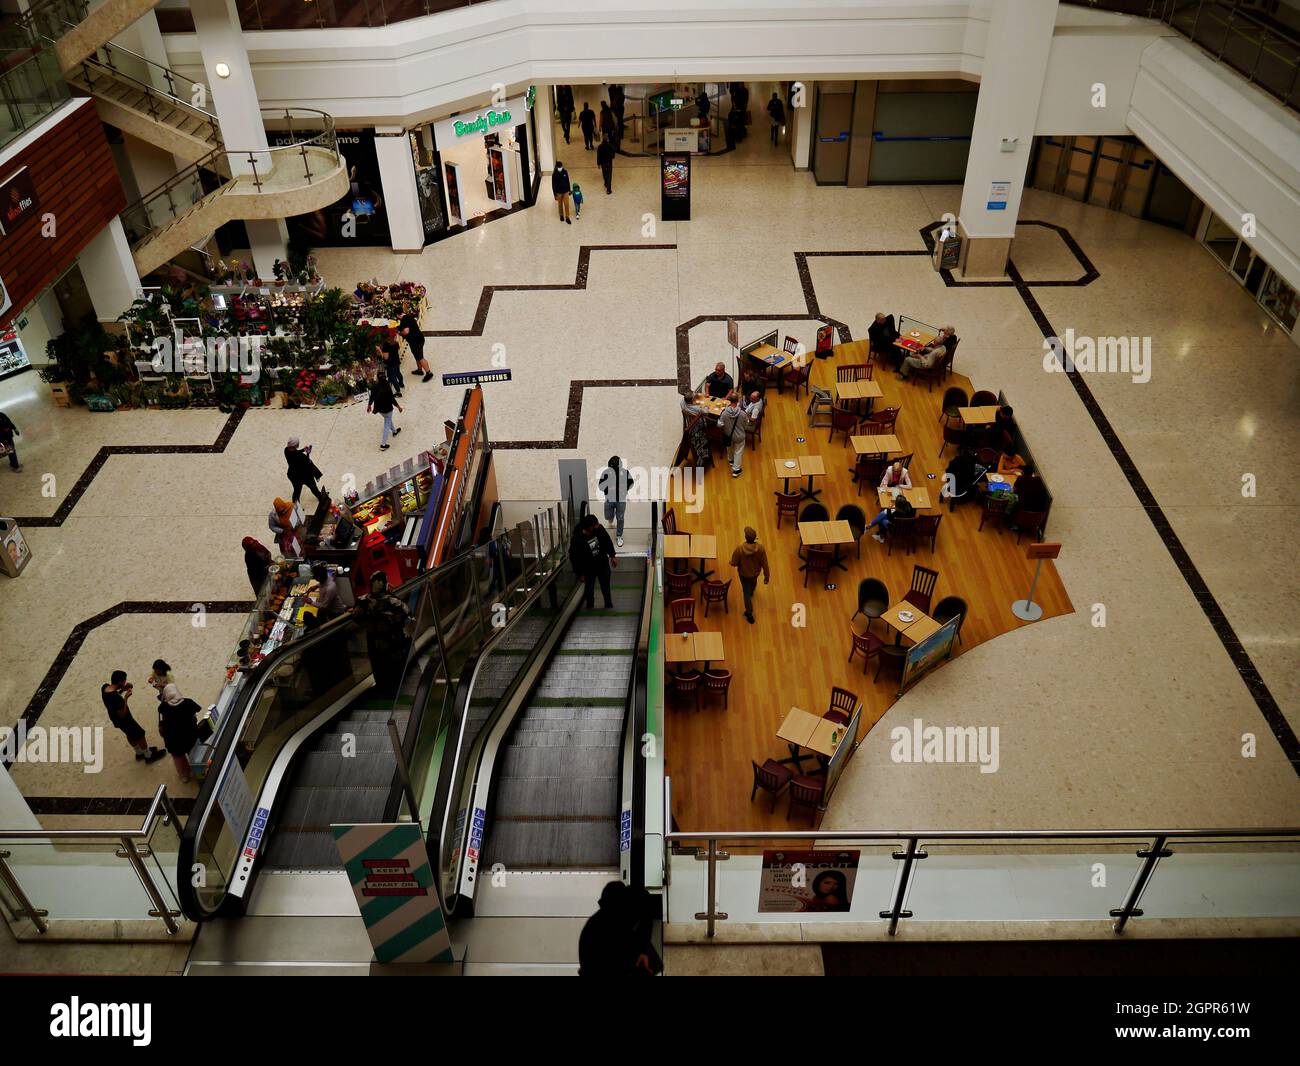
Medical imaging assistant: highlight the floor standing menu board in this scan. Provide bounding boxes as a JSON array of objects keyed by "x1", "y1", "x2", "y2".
[{"x1": 661, "y1": 152, "x2": 691, "y2": 221}]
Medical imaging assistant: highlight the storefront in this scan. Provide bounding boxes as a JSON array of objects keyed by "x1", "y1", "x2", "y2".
[
  {"x1": 425, "y1": 89, "x2": 539, "y2": 234},
  {"x1": 1198, "y1": 211, "x2": 1299, "y2": 337},
  {"x1": 278, "y1": 127, "x2": 390, "y2": 249}
]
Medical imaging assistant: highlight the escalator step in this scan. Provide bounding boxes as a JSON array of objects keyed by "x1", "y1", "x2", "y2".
[
  {"x1": 482, "y1": 817, "x2": 619, "y2": 870},
  {"x1": 493, "y1": 774, "x2": 618, "y2": 819},
  {"x1": 294, "y1": 751, "x2": 396, "y2": 788}
]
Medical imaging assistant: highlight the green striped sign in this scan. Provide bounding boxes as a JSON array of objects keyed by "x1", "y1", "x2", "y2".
[{"x1": 332, "y1": 823, "x2": 454, "y2": 964}]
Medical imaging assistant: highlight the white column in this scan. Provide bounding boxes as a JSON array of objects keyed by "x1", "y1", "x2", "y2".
[
  {"x1": 191, "y1": 0, "x2": 285, "y2": 277},
  {"x1": 957, "y1": 0, "x2": 1058, "y2": 277},
  {"x1": 375, "y1": 127, "x2": 424, "y2": 253},
  {"x1": 790, "y1": 80, "x2": 813, "y2": 170},
  {"x1": 80, "y1": 217, "x2": 142, "y2": 322},
  {"x1": 534, "y1": 88, "x2": 555, "y2": 175}
]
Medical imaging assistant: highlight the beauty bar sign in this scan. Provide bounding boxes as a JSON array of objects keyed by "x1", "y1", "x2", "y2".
[
  {"x1": 0, "y1": 167, "x2": 39, "y2": 236},
  {"x1": 435, "y1": 92, "x2": 533, "y2": 146}
]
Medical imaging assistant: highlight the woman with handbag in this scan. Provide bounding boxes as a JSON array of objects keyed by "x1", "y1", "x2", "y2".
[{"x1": 157, "y1": 683, "x2": 201, "y2": 784}]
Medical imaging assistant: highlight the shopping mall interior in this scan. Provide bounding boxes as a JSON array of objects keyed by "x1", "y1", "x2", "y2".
[{"x1": 0, "y1": 0, "x2": 1296, "y2": 982}]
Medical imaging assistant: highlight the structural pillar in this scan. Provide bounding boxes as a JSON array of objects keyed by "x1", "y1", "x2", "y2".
[
  {"x1": 80, "y1": 217, "x2": 142, "y2": 322},
  {"x1": 535, "y1": 86, "x2": 556, "y2": 175},
  {"x1": 375, "y1": 127, "x2": 425, "y2": 254},
  {"x1": 790, "y1": 79, "x2": 813, "y2": 170},
  {"x1": 190, "y1": 0, "x2": 286, "y2": 278},
  {"x1": 957, "y1": 0, "x2": 1058, "y2": 277}
]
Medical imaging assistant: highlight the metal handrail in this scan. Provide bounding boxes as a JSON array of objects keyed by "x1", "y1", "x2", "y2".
[
  {"x1": 77, "y1": 39, "x2": 219, "y2": 120},
  {"x1": 0, "y1": 785, "x2": 180, "y2": 840},
  {"x1": 666, "y1": 827, "x2": 1300, "y2": 841}
]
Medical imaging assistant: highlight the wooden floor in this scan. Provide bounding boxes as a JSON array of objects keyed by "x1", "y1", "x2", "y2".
[{"x1": 664, "y1": 351, "x2": 1073, "y2": 832}]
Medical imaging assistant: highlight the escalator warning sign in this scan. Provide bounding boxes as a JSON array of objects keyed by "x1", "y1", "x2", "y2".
[
  {"x1": 243, "y1": 805, "x2": 271, "y2": 860},
  {"x1": 468, "y1": 807, "x2": 486, "y2": 862},
  {"x1": 360, "y1": 858, "x2": 427, "y2": 897}
]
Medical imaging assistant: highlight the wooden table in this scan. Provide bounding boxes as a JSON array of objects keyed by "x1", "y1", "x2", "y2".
[
  {"x1": 665, "y1": 630, "x2": 726, "y2": 671},
  {"x1": 750, "y1": 343, "x2": 798, "y2": 392},
  {"x1": 836, "y1": 378, "x2": 883, "y2": 415},
  {"x1": 880, "y1": 602, "x2": 942, "y2": 644},
  {"x1": 958, "y1": 405, "x2": 999, "y2": 425},
  {"x1": 878, "y1": 486, "x2": 932, "y2": 511},
  {"x1": 894, "y1": 328, "x2": 937, "y2": 354},
  {"x1": 777, "y1": 706, "x2": 849, "y2": 769},
  {"x1": 851, "y1": 433, "x2": 903, "y2": 457},
  {"x1": 663, "y1": 533, "x2": 715, "y2": 580},
  {"x1": 694, "y1": 393, "x2": 730, "y2": 417},
  {"x1": 798, "y1": 519, "x2": 854, "y2": 572}
]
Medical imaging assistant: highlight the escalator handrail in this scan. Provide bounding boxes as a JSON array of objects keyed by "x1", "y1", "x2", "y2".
[
  {"x1": 620, "y1": 505, "x2": 658, "y2": 890},
  {"x1": 176, "y1": 522, "x2": 531, "y2": 921}
]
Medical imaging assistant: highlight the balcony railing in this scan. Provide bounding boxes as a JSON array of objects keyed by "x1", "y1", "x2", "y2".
[
  {"x1": 1064, "y1": 1, "x2": 1300, "y2": 110},
  {"x1": 0, "y1": 47, "x2": 71, "y2": 152},
  {"x1": 155, "y1": 0, "x2": 491, "y2": 33}
]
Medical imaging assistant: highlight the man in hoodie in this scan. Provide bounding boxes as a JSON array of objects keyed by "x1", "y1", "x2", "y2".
[
  {"x1": 569, "y1": 513, "x2": 618, "y2": 609},
  {"x1": 552, "y1": 161, "x2": 573, "y2": 223},
  {"x1": 730, "y1": 526, "x2": 770, "y2": 624},
  {"x1": 578, "y1": 102, "x2": 597, "y2": 150}
]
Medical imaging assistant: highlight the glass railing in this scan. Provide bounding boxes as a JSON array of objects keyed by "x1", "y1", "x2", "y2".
[
  {"x1": 0, "y1": 787, "x2": 186, "y2": 936},
  {"x1": 0, "y1": 0, "x2": 86, "y2": 53},
  {"x1": 73, "y1": 41, "x2": 221, "y2": 139},
  {"x1": 664, "y1": 825, "x2": 1300, "y2": 936},
  {"x1": 177, "y1": 497, "x2": 574, "y2": 921},
  {"x1": 1064, "y1": 1, "x2": 1300, "y2": 110},
  {"x1": 0, "y1": 47, "x2": 71, "y2": 152},
  {"x1": 227, "y1": 0, "x2": 487, "y2": 32}
]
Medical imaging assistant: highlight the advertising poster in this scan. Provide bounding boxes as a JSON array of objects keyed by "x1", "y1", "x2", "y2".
[
  {"x1": 0, "y1": 166, "x2": 39, "y2": 235},
  {"x1": 1, "y1": 520, "x2": 30, "y2": 574},
  {"x1": 661, "y1": 152, "x2": 691, "y2": 221},
  {"x1": 332, "y1": 822, "x2": 454, "y2": 964},
  {"x1": 414, "y1": 165, "x2": 446, "y2": 238},
  {"x1": 489, "y1": 147, "x2": 508, "y2": 205},
  {"x1": 758, "y1": 850, "x2": 860, "y2": 913},
  {"x1": 815, "y1": 324, "x2": 834, "y2": 357},
  {"x1": 900, "y1": 615, "x2": 961, "y2": 694},
  {"x1": 445, "y1": 161, "x2": 464, "y2": 224}
]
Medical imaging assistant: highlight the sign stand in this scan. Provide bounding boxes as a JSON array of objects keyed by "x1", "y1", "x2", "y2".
[{"x1": 1013, "y1": 542, "x2": 1061, "y2": 621}]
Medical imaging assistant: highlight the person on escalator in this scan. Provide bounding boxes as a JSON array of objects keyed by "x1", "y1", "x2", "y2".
[
  {"x1": 353, "y1": 571, "x2": 412, "y2": 696},
  {"x1": 569, "y1": 513, "x2": 618, "y2": 610},
  {"x1": 578, "y1": 880, "x2": 661, "y2": 977}
]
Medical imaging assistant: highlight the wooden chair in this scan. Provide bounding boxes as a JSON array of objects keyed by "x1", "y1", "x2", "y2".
[
  {"x1": 867, "y1": 405, "x2": 900, "y2": 434},
  {"x1": 666, "y1": 569, "x2": 694, "y2": 601},
  {"x1": 828, "y1": 686, "x2": 859, "y2": 720},
  {"x1": 943, "y1": 336, "x2": 960, "y2": 379},
  {"x1": 775, "y1": 491, "x2": 801, "y2": 527},
  {"x1": 702, "y1": 669, "x2": 732, "y2": 708},
  {"x1": 939, "y1": 421, "x2": 968, "y2": 459},
  {"x1": 662, "y1": 507, "x2": 679, "y2": 536},
  {"x1": 700, "y1": 578, "x2": 731, "y2": 616},
  {"x1": 671, "y1": 669, "x2": 702, "y2": 710},
  {"x1": 874, "y1": 642, "x2": 907, "y2": 683},
  {"x1": 835, "y1": 504, "x2": 866, "y2": 558},
  {"x1": 827, "y1": 406, "x2": 859, "y2": 445},
  {"x1": 803, "y1": 547, "x2": 833, "y2": 587},
  {"x1": 970, "y1": 389, "x2": 998, "y2": 407},
  {"x1": 913, "y1": 513, "x2": 942, "y2": 553},
  {"x1": 787, "y1": 774, "x2": 825, "y2": 822},
  {"x1": 904, "y1": 564, "x2": 939, "y2": 614},
  {"x1": 849, "y1": 617, "x2": 885, "y2": 674},
  {"x1": 979, "y1": 494, "x2": 1013, "y2": 534},
  {"x1": 670, "y1": 598, "x2": 697, "y2": 632},
  {"x1": 1012, "y1": 508, "x2": 1048, "y2": 544},
  {"x1": 939, "y1": 387, "x2": 968, "y2": 427},
  {"x1": 746, "y1": 404, "x2": 764, "y2": 448},
  {"x1": 910, "y1": 358, "x2": 943, "y2": 391},
  {"x1": 784, "y1": 361, "x2": 811, "y2": 398},
  {"x1": 751, "y1": 759, "x2": 793, "y2": 811},
  {"x1": 886, "y1": 514, "x2": 917, "y2": 556}
]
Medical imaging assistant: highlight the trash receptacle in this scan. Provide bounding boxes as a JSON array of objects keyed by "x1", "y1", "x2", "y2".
[{"x1": 0, "y1": 517, "x2": 31, "y2": 577}]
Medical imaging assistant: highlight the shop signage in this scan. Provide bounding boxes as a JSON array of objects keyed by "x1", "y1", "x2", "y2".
[
  {"x1": 0, "y1": 167, "x2": 38, "y2": 235},
  {"x1": 442, "y1": 369, "x2": 512, "y2": 386},
  {"x1": 435, "y1": 94, "x2": 533, "y2": 146},
  {"x1": 987, "y1": 180, "x2": 1010, "y2": 210},
  {"x1": 758, "y1": 850, "x2": 859, "y2": 913}
]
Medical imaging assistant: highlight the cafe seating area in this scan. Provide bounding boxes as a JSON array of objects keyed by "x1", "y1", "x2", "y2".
[{"x1": 665, "y1": 325, "x2": 1073, "y2": 831}]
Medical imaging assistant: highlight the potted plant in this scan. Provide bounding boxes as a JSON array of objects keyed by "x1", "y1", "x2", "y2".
[
  {"x1": 272, "y1": 259, "x2": 286, "y2": 287},
  {"x1": 291, "y1": 369, "x2": 318, "y2": 408}
]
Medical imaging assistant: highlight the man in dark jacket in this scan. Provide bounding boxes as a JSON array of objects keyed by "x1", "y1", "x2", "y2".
[
  {"x1": 578, "y1": 881, "x2": 657, "y2": 977},
  {"x1": 578, "y1": 102, "x2": 597, "y2": 150},
  {"x1": 354, "y1": 572, "x2": 411, "y2": 695},
  {"x1": 398, "y1": 305, "x2": 433, "y2": 382},
  {"x1": 569, "y1": 513, "x2": 618, "y2": 609},
  {"x1": 367, "y1": 371, "x2": 403, "y2": 450},
  {"x1": 552, "y1": 161, "x2": 573, "y2": 223},
  {"x1": 0, "y1": 410, "x2": 21, "y2": 471},
  {"x1": 608, "y1": 83, "x2": 625, "y2": 140},
  {"x1": 596, "y1": 138, "x2": 616, "y2": 194},
  {"x1": 767, "y1": 92, "x2": 785, "y2": 145},
  {"x1": 556, "y1": 84, "x2": 575, "y2": 143},
  {"x1": 284, "y1": 437, "x2": 326, "y2": 504}
]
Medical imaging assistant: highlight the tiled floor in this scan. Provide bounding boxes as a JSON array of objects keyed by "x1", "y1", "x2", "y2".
[{"x1": 0, "y1": 148, "x2": 1296, "y2": 836}]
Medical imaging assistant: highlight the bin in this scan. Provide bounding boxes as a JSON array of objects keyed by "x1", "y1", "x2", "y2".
[{"x1": 0, "y1": 517, "x2": 31, "y2": 577}]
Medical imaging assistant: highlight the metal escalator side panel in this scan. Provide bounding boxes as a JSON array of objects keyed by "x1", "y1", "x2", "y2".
[{"x1": 619, "y1": 523, "x2": 658, "y2": 889}]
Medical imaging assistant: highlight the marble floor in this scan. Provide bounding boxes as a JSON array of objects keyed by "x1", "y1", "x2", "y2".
[{"x1": 0, "y1": 152, "x2": 1296, "y2": 839}]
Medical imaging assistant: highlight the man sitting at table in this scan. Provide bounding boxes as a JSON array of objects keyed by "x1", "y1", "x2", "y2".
[
  {"x1": 898, "y1": 325, "x2": 955, "y2": 381},
  {"x1": 868, "y1": 312, "x2": 899, "y2": 362},
  {"x1": 699, "y1": 361, "x2": 734, "y2": 400},
  {"x1": 679, "y1": 388, "x2": 706, "y2": 420}
]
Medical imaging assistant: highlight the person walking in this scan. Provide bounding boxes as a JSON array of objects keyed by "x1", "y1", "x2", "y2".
[
  {"x1": 0, "y1": 410, "x2": 20, "y2": 472},
  {"x1": 378, "y1": 337, "x2": 404, "y2": 396},
  {"x1": 556, "y1": 84, "x2": 575, "y2": 144},
  {"x1": 242, "y1": 536, "x2": 273, "y2": 594},
  {"x1": 572, "y1": 182, "x2": 584, "y2": 219},
  {"x1": 101, "y1": 671, "x2": 164, "y2": 764},
  {"x1": 717, "y1": 391, "x2": 753, "y2": 478},
  {"x1": 367, "y1": 370, "x2": 403, "y2": 451},
  {"x1": 608, "y1": 83, "x2": 625, "y2": 141},
  {"x1": 353, "y1": 571, "x2": 412, "y2": 696},
  {"x1": 569, "y1": 512, "x2": 618, "y2": 609},
  {"x1": 598, "y1": 456, "x2": 635, "y2": 548},
  {"x1": 726, "y1": 106, "x2": 744, "y2": 150},
  {"x1": 767, "y1": 91, "x2": 785, "y2": 146},
  {"x1": 578, "y1": 102, "x2": 597, "y2": 150},
  {"x1": 284, "y1": 437, "x2": 326, "y2": 505},
  {"x1": 696, "y1": 89, "x2": 710, "y2": 121},
  {"x1": 596, "y1": 137, "x2": 616, "y2": 194},
  {"x1": 730, "y1": 526, "x2": 770, "y2": 624},
  {"x1": 156, "y1": 683, "x2": 201, "y2": 784},
  {"x1": 552, "y1": 161, "x2": 573, "y2": 223},
  {"x1": 598, "y1": 101, "x2": 616, "y2": 143},
  {"x1": 398, "y1": 304, "x2": 433, "y2": 382}
]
